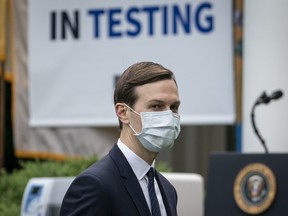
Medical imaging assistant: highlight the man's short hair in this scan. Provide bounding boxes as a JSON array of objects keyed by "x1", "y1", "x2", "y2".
[{"x1": 114, "y1": 61, "x2": 177, "y2": 129}]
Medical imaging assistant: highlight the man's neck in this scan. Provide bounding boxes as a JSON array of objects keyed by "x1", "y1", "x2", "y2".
[{"x1": 120, "y1": 128, "x2": 157, "y2": 165}]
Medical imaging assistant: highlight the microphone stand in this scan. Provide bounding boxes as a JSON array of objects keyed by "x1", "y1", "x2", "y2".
[
  {"x1": 251, "y1": 90, "x2": 283, "y2": 154},
  {"x1": 251, "y1": 101, "x2": 268, "y2": 154}
]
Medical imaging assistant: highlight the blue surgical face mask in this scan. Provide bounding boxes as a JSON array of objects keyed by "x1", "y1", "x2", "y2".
[{"x1": 124, "y1": 104, "x2": 181, "y2": 153}]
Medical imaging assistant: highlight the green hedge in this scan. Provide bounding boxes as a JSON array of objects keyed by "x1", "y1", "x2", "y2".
[
  {"x1": 0, "y1": 157, "x2": 171, "y2": 216},
  {"x1": 0, "y1": 156, "x2": 97, "y2": 216}
]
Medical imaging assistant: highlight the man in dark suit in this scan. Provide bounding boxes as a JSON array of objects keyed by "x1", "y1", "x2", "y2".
[{"x1": 60, "y1": 61, "x2": 181, "y2": 216}]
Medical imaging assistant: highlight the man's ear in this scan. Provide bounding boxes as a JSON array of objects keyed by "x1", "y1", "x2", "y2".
[{"x1": 115, "y1": 103, "x2": 129, "y2": 124}]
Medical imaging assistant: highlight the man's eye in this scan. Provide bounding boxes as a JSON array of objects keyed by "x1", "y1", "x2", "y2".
[{"x1": 151, "y1": 104, "x2": 162, "y2": 110}]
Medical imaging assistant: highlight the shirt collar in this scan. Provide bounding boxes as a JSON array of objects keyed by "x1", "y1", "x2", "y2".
[{"x1": 117, "y1": 139, "x2": 154, "y2": 180}]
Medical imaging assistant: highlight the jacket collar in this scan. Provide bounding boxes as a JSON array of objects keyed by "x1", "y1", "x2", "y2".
[
  {"x1": 109, "y1": 144, "x2": 176, "y2": 216},
  {"x1": 109, "y1": 144, "x2": 152, "y2": 216}
]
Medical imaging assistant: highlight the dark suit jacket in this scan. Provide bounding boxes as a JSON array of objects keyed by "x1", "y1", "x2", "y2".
[{"x1": 60, "y1": 144, "x2": 177, "y2": 216}]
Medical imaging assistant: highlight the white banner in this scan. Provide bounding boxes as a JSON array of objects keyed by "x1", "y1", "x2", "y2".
[{"x1": 28, "y1": 0, "x2": 235, "y2": 127}]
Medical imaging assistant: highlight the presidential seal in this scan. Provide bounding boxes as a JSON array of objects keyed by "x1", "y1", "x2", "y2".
[{"x1": 233, "y1": 163, "x2": 276, "y2": 215}]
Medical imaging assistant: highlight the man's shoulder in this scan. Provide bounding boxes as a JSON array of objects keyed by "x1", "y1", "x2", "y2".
[
  {"x1": 72, "y1": 144, "x2": 131, "y2": 184},
  {"x1": 80, "y1": 154, "x2": 116, "y2": 178},
  {"x1": 78, "y1": 144, "x2": 119, "y2": 175}
]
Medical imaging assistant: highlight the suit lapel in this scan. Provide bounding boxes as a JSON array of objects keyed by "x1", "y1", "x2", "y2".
[
  {"x1": 109, "y1": 145, "x2": 151, "y2": 216},
  {"x1": 155, "y1": 172, "x2": 176, "y2": 216},
  {"x1": 124, "y1": 174, "x2": 151, "y2": 216}
]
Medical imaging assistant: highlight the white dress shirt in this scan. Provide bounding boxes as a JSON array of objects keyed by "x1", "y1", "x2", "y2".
[{"x1": 117, "y1": 139, "x2": 167, "y2": 216}]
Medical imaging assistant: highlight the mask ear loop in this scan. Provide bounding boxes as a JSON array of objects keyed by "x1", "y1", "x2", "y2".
[
  {"x1": 128, "y1": 124, "x2": 140, "y2": 136},
  {"x1": 123, "y1": 103, "x2": 142, "y2": 135},
  {"x1": 123, "y1": 103, "x2": 140, "y2": 116}
]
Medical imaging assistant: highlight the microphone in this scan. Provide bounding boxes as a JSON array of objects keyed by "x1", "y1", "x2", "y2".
[
  {"x1": 270, "y1": 90, "x2": 283, "y2": 100},
  {"x1": 251, "y1": 89, "x2": 284, "y2": 153},
  {"x1": 256, "y1": 90, "x2": 283, "y2": 105}
]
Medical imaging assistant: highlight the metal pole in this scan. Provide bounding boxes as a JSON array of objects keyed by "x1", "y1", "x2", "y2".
[
  {"x1": 0, "y1": 63, "x2": 5, "y2": 170},
  {"x1": 0, "y1": 0, "x2": 7, "y2": 171}
]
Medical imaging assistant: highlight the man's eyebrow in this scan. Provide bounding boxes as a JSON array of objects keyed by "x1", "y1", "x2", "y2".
[
  {"x1": 148, "y1": 99, "x2": 181, "y2": 105},
  {"x1": 148, "y1": 99, "x2": 165, "y2": 103}
]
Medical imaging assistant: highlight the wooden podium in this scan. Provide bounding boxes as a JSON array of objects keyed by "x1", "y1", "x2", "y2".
[{"x1": 205, "y1": 152, "x2": 288, "y2": 216}]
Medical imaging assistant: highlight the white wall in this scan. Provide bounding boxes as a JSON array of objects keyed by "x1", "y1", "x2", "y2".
[{"x1": 243, "y1": 0, "x2": 288, "y2": 152}]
